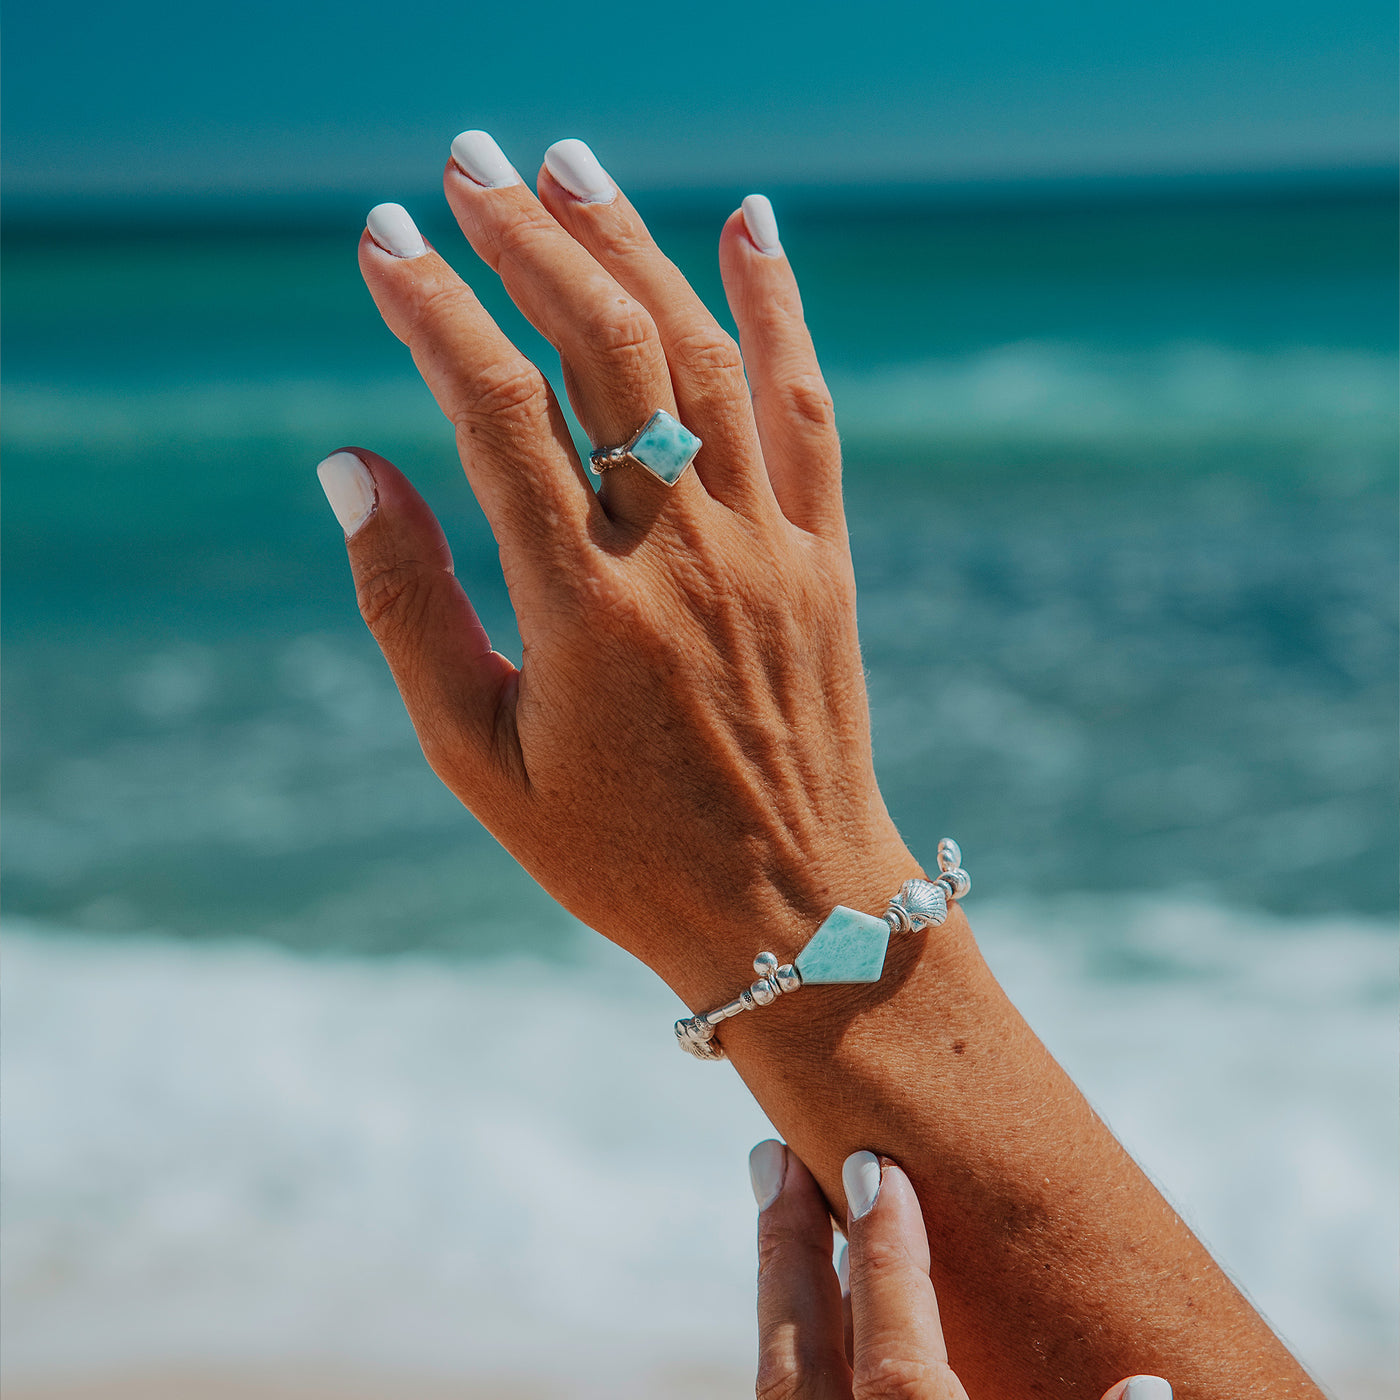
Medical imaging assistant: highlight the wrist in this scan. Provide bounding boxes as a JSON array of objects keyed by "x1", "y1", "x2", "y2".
[{"x1": 657, "y1": 833, "x2": 926, "y2": 1014}]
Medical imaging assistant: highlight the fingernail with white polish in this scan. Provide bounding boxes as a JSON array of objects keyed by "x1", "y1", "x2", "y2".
[
  {"x1": 366, "y1": 203, "x2": 426, "y2": 259},
  {"x1": 1123, "y1": 1379, "x2": 1172, "y2": 1400},
  {"x1": 749, "y1": 1140, "x2": 787, "y2": 1211},
  {"x1": 544, "y1": 139, "x2": 617, "y2": 205},
  {"x1": 317, "y1": 451, "x2": 377, "y2": 537},
  {"x1": 450, "y1": 130, "x2": 521, "y2": 189},
  {"x1": 835, "y1": 1241, "x2": 850, "y2": 1296},
  {"x1": 842, "y1": 1150, "x2": 882, "y2": 1222},
  {"x1": 741, "y1": 194, "x2": 782, "y2": 255}
]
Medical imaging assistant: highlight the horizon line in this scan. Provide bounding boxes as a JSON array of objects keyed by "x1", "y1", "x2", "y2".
[{"x1": 4, "y1": 161, "x2": 1395, "y2": 234}]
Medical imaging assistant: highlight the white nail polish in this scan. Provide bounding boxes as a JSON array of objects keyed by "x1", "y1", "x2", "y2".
[
  {"x1": 748, "y1": 1140, "x2": 787, "y2": 1211},
  {"x1": 366, "y1": 203, "x2": 426, "y2": 259},
  {"x1": 316, "y1": 451, "x2": 377, "y2": 537},
  {"x1": 741, "y1": 194, "x2": 782, "y2": 255},
  {"x1": 544, "y1": 139, "x2": 617, "y2": 205},
  {"x1": 1123, "y1": 1379, "x2": 1172, "y2": 1400},
  {"x1": 450, "y1": 130, "x2": 521, "y2": 189},
  {"x1": 842, "y1": 1150, "x2": 881, "y2": 1221},
  {"x1": 835, "y1": 1241, "x2": 850, "y2": 1296}
]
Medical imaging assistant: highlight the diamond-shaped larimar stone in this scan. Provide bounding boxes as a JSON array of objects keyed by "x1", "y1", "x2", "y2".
[
  {"x1": 629, "y1": 410, "x2": 701, "y2": 486},
  {"x1": 794, "y1": 906, "x2": 891, "y2": 984}
]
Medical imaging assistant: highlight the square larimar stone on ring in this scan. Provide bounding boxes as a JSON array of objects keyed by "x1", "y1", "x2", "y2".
[
  {"x1": 626, "y1": 410, "x2": 702, "y2": 486},
  {"x1": 794, "y1": 906, "x2": 891, "y2": 984}
]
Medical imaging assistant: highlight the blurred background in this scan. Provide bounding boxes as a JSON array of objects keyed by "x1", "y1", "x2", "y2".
[{"x1": 3, "y1": 1, "x2": 1397, "y2": 1396}]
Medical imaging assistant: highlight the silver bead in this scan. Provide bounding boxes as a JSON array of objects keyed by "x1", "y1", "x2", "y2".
[
  {"x1": 753, "y1": 951, "x2": 780, "y2": 977},
  {"x1": 739, "y1": 988, "x2": 756, "y2": 1010},
  {"x1": 940, "y1": 868, "x2": 971, "y2": 900},
  {"x1": 898, "y1": 878, "x2": 948, "y2": 930},
  {"x1": 750, "y1": 978, "x2": 778, "y2": 1006},
  {"x1": 884, "y1": 902, "x2": 913, "y2": 935},
  {"x1": 937, "y1": 838, "x2": 962, "y2": 874},
  {"x1": 775, "y1": 964, "x2": 802, "y2": 993}
]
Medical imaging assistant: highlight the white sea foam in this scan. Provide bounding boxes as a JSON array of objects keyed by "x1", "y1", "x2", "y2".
[
  {"x1": 3, "y1": 902, "x2": 1396, "y2": 1396},
  {"x1": 828, "y1": 341, "x2": 1399, "y2": 456},
  {"x1": 5, "y1": 341, "x2": 1396, "y2": 457}
]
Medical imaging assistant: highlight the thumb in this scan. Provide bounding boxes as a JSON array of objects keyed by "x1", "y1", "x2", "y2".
[{"x1": 316, "y1": 448, "x2": 520, "y2": 793}]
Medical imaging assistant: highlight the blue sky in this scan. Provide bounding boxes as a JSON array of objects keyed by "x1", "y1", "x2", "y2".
[{"x1": 5, "y1": 0, "x2": 1396, "y2": 198}]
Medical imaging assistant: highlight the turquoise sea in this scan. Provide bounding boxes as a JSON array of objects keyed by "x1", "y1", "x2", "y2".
[{"x1": 3, "y1": 178, "x2": 1398, "y2": 1393}]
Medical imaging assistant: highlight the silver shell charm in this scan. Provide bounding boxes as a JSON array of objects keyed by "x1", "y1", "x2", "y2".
[
  {"x1": 895, "y1": 878, "x2": 949, "y2": 931},
  {"x1": 937, "y1": 838, "x2": 962, "y2": 874}
]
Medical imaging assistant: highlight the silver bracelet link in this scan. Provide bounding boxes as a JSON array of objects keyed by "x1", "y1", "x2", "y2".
[{"x1": 674, "y1": 838, "x2": 970, "y2": 1061}]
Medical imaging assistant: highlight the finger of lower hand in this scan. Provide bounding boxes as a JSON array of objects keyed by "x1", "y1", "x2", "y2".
[
  {"x1": 844, "y1": 1154, "x2": 967, "y2": 1400},
  {"x1": 315, "y1": 447, "x2": 522, "y2": 800},
  {"x1": 442, "y1": 139, "x2": 707, "y2": 529},
  {"x1": 534, "y1": 142, "x2": 772, "y2": 517},
  {"x1": 752, "y1": 1141, "x2": 853, "y2": 1400},
  {"x1": 357, "y1": 209, "x2": 599, "y2": 562},
  {"x1": 1101, "y1": 1378, "x2": 1175, "y2": 1400},
  {"x1": 719, "y1": 200, "x2": 844, "y2": 537}
]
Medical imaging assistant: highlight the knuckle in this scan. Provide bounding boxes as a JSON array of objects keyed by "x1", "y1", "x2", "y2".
[
  {"x1": 491, "y1": 207, "x2": 566, "y2": 265},
  {"x1": 669, "y1": 326, "x2": 745, "y2": 380},
  {"x1": 412, "y1": 283, "x2": 471, "y2": 341},
  {"x1": 854, "y1": 1354, "x2": 939, "y2": 1400},
  {"x1": 585, "y1": 303, "x2": 660, "y2": 364},
  {"x1": 355, "y1": 558, "x2": 436, "y2": 639},
  {"x1": 780, "y1": 373, "x2": 837, "y2": 432},
  {"x1": 754, "y1": 1359, "x2": 806, "y2": 1400},
  {"x1": 847, "y1": 1236, "x2": 909, "y2": 1288},
  {"x1": 458, "y1": 360, "x2": 552, "y2": 432}
]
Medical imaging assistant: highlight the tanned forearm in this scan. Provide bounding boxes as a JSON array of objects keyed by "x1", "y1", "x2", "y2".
[{"x1": 665, "y1": 854, "x2": 1320, "y2": 1400}]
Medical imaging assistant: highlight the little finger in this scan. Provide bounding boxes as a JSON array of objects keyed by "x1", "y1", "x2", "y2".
[{"x1": 719, "y1": 198, "x2": 844, "y2": 538}]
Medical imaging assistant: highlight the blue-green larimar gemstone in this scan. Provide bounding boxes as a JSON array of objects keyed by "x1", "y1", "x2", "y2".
[
  {"x1": 629, "y1": 410, "x2": 701, "y2": 485},
  {"x1": 794, "y1": 906, "x2": 891, "y2": 984}
]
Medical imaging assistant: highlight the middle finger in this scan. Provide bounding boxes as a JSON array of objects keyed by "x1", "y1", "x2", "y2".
[{"x1": 442, "y1": 133, "x2": 707, "y2": 532}]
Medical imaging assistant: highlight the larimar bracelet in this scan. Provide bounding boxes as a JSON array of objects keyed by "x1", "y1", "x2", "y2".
[{"x1": 675, "y1": 839, "x2": 970, "y2": 1061}]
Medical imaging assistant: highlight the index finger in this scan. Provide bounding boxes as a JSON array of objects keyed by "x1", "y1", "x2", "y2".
[
  {"x1": 358, "y1": 203, "x2": 603, "y2": 561},
  {"x1": 843, "y1": 1152, "x2": 968, "y2": 1400}
]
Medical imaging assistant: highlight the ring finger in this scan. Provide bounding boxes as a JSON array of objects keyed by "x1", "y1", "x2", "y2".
[{"x1": 442, "y1": 131, "x2": 706, "y2": 532}]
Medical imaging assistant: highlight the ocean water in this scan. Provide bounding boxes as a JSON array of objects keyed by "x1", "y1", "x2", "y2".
[{"x1": 3, "y1": 182, "x2": 1397, "y2": 1392}]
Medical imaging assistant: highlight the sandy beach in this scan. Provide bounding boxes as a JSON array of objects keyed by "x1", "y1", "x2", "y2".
[{"x1": 3, "y1": 1365, "x2": 757, "y2": 1400}]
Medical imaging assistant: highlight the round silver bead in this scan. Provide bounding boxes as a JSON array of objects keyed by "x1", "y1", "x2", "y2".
[
  {"x1": 898, "y1": 878, "x2": 949, "y2": 930},
  {"x1": 749, "y1": 978, "x2": 778, "y2": 1006},
  {"x1": 775, "y1": 964, "x2": 802, "y2": 993},
  {"x1": 940, "y1": 867, "x2": 971, "y2": 900},
  {"x1": 937, "y1": 838, "x2": 962, "y2": 874},
  {"x1": 753, "y1": 951, "x2": 780, "y2": 977}
]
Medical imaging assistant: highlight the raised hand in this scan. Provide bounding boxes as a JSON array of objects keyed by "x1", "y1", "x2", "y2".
[{"x1": 318, "y1": 134, "x2": 919, "y2": 1010}]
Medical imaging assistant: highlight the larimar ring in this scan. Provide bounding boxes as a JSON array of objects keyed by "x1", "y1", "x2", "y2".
[{"x1": 588, "y1": 409, "x2": 701, "y2": 487}]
